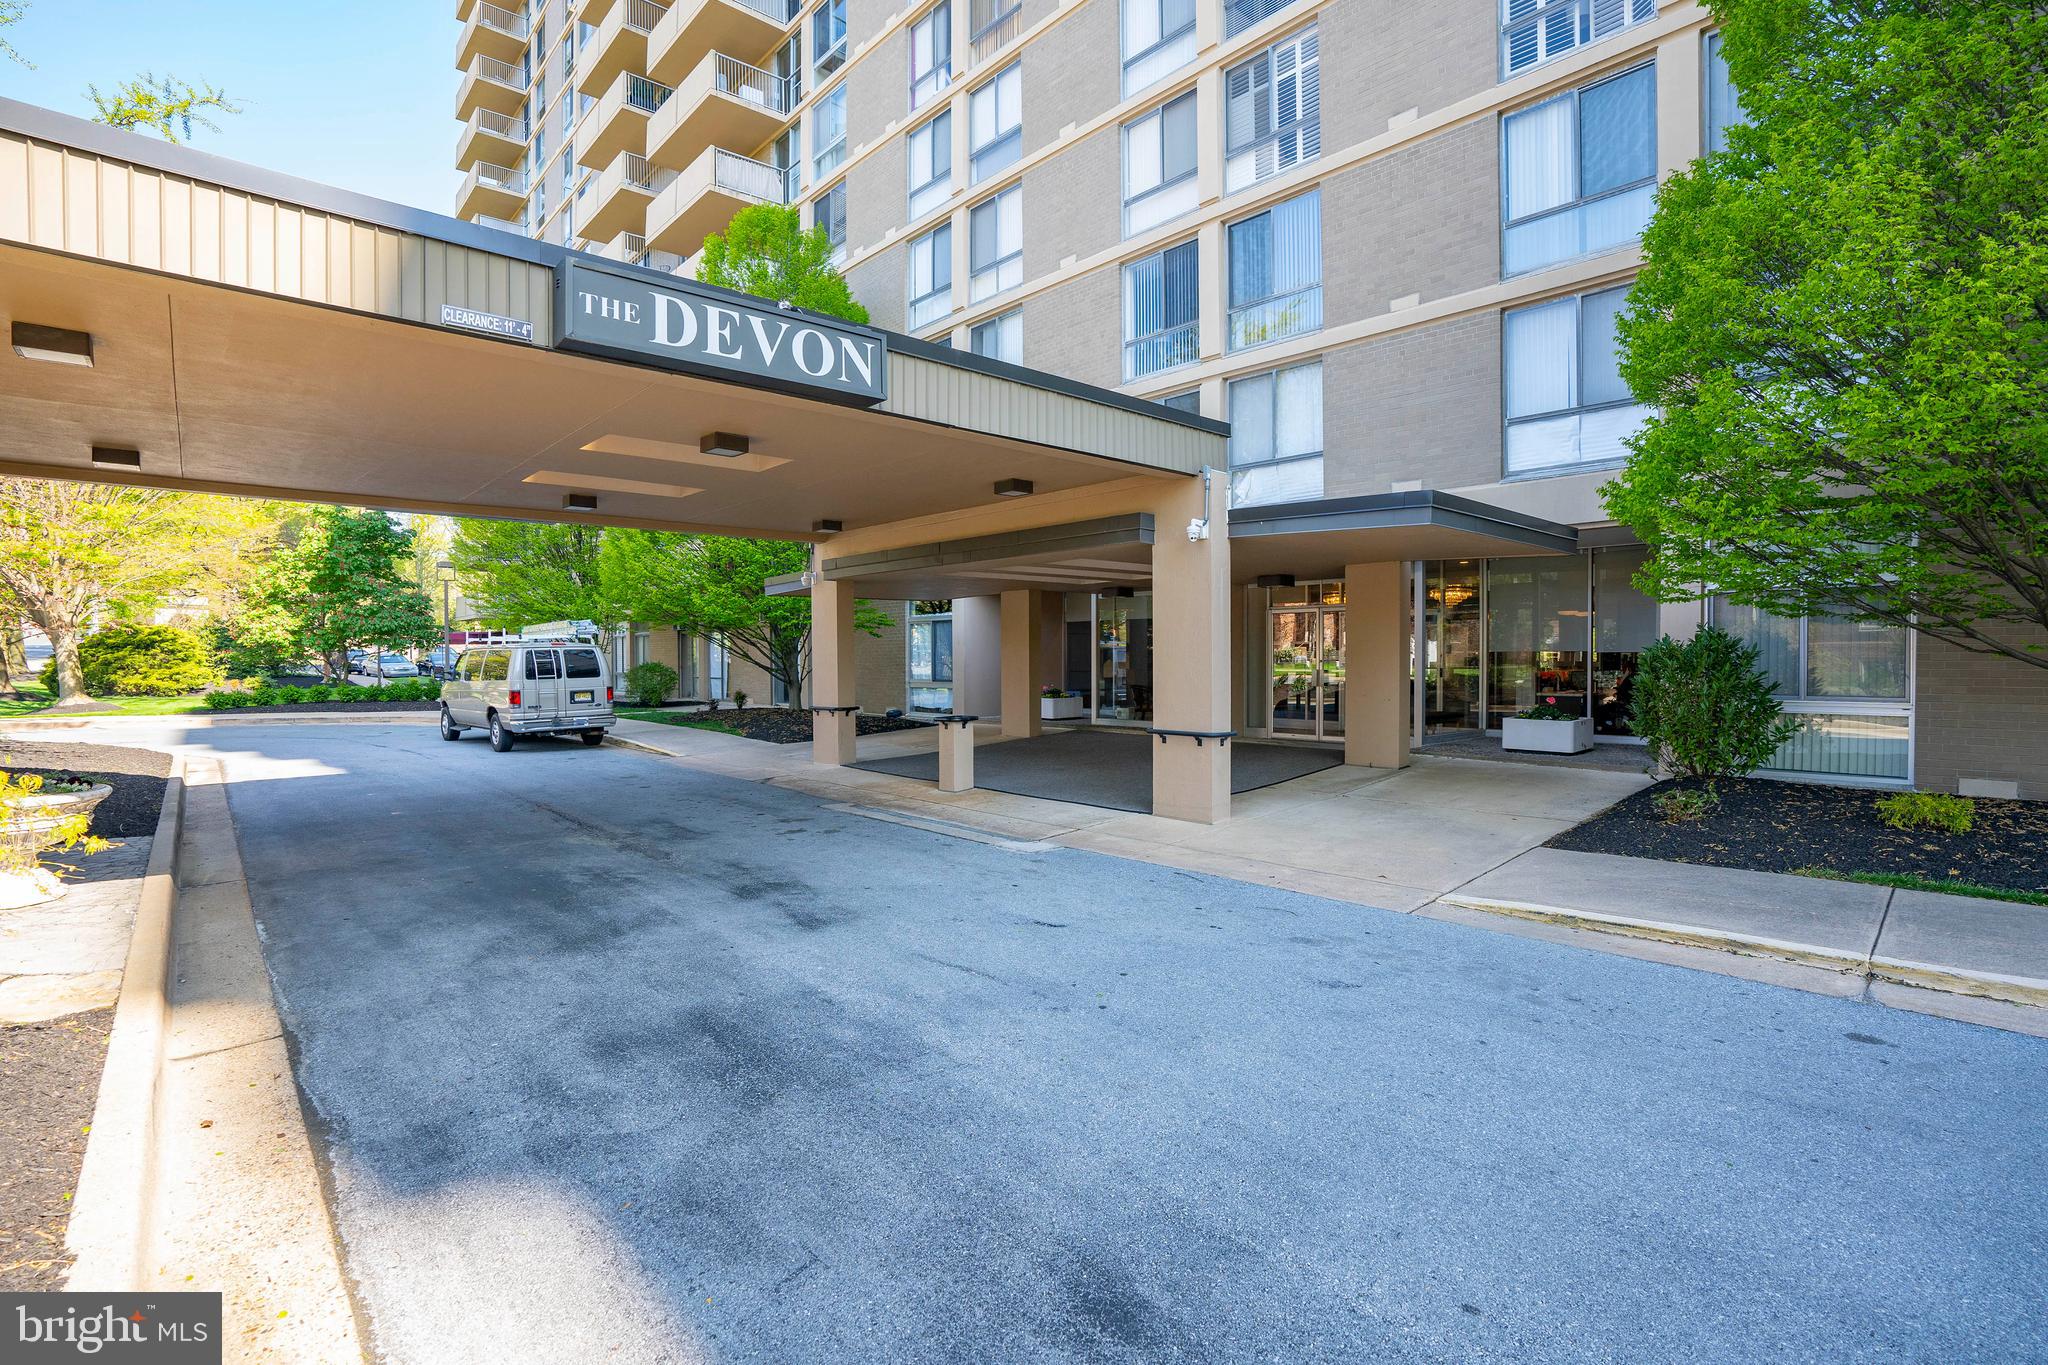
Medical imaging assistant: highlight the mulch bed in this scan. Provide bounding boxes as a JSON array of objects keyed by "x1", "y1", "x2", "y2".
[
  {"x1": 212, "y1": 700, "x2": 440, "y2": 715},
  {"x1": 629, "y1": 707, "x2": 933, "y2": 745},
  {"x1": 0, "y1": 739, "x2": 170, "y2": 838},
  {"x1": 0, "y1": 1007, "x2": 112, "y2": 1290},
  {"x1": 1549, "y1": 777, "x2": 2048, "y2": 894}
]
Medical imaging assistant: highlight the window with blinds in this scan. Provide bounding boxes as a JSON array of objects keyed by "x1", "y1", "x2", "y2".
[
  {"x1": 815, "y1": 181, "x2": 848, "y2": 256},
  {"x1": 1500, "y1": 62, "x2": 1655, "y2": 275},
  {"x1": 908, "y1": 224, "x2": 954, "y2": 329},
  {"x1": 908, "y1": 111, "x2": 953, "y2": 220},
  {"x1": 1502, "y1": 283, "x2": 1648, "y2": 476},
  {"x1": 969, "y1": 185, "x2": 1024, "y2": 302},
  {"x1": 970, "y1": 309, "x2": 1023, "y2": 364},
  {"x1": 1123, "y1": 238, "x2": 1200, "y2": 379},
  {"x1": 1223, "y1": 0, "x2": 1301, "y2": 40},
  {"x1": 1224, "y1": 27, "x2": 1320, "y2": 195},
  {"x1": 969, "y1": 62, "x2": 1023, "y2": 183},
  {"x1": 1501, "y1": 0, "x2": 1656, "y2": 78},
  {"x1": 1227, "y1": 189, "x2": 1321, "y2": 351},
  {"x1": 1122, "y1": 90, "x2": 1199, "y2": 236}
]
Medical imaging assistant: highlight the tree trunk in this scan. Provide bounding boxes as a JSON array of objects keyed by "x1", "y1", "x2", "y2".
[
  {"x1": 0, "y1": 625, "x2": 17, "y2": 699},
  {"x1": 46, "y1": 619, "x2": 91, "y2": 706}
]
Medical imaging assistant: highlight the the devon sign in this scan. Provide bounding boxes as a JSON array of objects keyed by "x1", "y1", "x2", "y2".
[{"x1": 554, "y1": 261, "x2": 886, "y2": 405}]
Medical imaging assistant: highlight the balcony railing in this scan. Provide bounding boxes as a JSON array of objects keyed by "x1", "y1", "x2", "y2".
[
  {"x1": 472, "y1": 1, "x2": 528, "y2": 41},
  {"x1": 471, "y1": 213, "x2": 527, "y2": 234},
  {"x1": 467, "y1": 107, "x2": 527, "y2": 143},
  {"x1": 1124, "y1": 320, "x2": 1199, "y2": 380},
  {"x1": 711, "y1": 148, "x2": 787, "y2": 203},
  {"x1": 713, "y1": 53, "x2": 793, "y2": 114},
  {"x1": 1228, "y1": 283, "x2": 1322, "y2": 352},
  {"x1": 619, "y1": 0, "x2": 670, "y2": 34},
  {"x1": 469, "y1": 53, "x2": 524, "y2": 89},
  {"x1": 462, "y1": 161, "x2": 529, "y2": 198},
  {"x1": 624, "y1": 73, "x2": 673, "y2": 113}
]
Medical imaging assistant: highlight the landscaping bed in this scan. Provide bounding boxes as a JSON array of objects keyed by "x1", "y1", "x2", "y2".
[
  {"x1": 0, "y1": 739, "x2": 171, "y2": 838},
  {"x1": 0, "y1": 1006, "x2": 112, "y2": 1290},
  {"x1": 205, "y1": 699, "x2": 439, "y2": 715},
  {"x1": 1549, "y1": 777, "x2": 2048, "y2": 898},
  {"x1": 620, "y1": 707, "x2": 932, "y2": 744}
]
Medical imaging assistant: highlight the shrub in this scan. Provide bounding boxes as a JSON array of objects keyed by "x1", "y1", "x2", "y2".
[
  {"x1": 202, "y1": 689, "x2": 249, "y2": 711},
  {"x1": 624, "y1": 661, "x2": 679, "y2": 708},
  {"x1": 1628, "y1": 627, "x2": 1799, "y2": 781},
  {"x1": 1876, "y1": 792, "x2": 1975, "y2": 835},
  {"x1": 1516, "y1": 701, "x2": 1583, "y2": 722},
  {"x1": 733, "y1": 689, "x2": 749, "y2": 709},
  {"x1": 1652, "y1": 786, "x2": 1720, "y2": 823},
  {"x1": 38, "y1": 625, "x2": 221, "y2": 696}
]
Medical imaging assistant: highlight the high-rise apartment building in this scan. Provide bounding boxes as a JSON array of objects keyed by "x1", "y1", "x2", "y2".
[{"x1": 452, "y1": 0, "x2": 2040, "y2": 799}]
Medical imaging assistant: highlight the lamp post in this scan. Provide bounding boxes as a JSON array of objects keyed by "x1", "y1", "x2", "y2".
[{"x1": 436, "y1": 558, "x2": 455, "y2": 670}]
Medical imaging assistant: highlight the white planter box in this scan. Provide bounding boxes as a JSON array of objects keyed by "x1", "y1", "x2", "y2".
[
  {"x1": 1040, "y1": 695, "x2": 1086, "y2": 720},
  {"x1": 1502, "y1": 716, "x2": 1594, "y2": 754}
]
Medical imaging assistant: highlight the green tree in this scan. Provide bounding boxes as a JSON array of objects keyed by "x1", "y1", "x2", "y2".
[
  {"x1": 0, "y1": 481, "x2": 270, "y2": 705},
  {"x1": 1604, "y1": 0, "x2": 2048, "y2": 669},
  {"x1": 599, "y1": 531, "x2": 889, "y2": 702},
  {"x1": 695, "y1": 203, "x2": 870, "y2": 323},
  {"x1": 0, "y1": 5, "x2": 241, "y2": 144},
  {"x1": 447, "y1": 519, "x2": 613, "y2": 635},
  {"x1": 251, "y1": 508, "x2": 438, "y2": 681}
]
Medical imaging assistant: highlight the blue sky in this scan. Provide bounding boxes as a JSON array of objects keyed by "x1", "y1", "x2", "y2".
[{"x1": 1, "y1": 1, "x2": 461, "y2": 212}]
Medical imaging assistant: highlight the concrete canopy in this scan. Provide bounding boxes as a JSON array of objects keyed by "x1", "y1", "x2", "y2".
[
  {"x1": 1227, "y1": 490, "x2": 1579, "y2": 582},
  {"x1": 769, "y1": 514, "x2": 1157, "y2": 599}
]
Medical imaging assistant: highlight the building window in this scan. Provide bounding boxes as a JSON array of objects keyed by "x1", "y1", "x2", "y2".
[
  {"x1": 1502, "y1": 63, "x2": 1656, "y2": 276},
  {"x1": 908, "y1": 601, "x2": 955, "y2": 713},
  {"x1": 815, "y1": 180, "x2": 847, "y2": 260},
  {"x1": 970, "y1": 0, "x2": 1022, "y2": 63},
  {"x1": 1227, "y1": 360, "x2": 1322, "y2": 506},
  {"x1": 1122, "y1": 0, "x2": 1196, "y2": 96},
  {"x1": 1224, "y1": 26, "x2": 1319, "y2": 194},
  {"x1": 1503, "y1": 283, "x2": 1648, "y2": 477},
  {"x1": 1224, "y1": 0, "x2": 1301, "y2": 39},
  {"x1": 1501, "y1": 0, "x2": 1655, "y2": 78},
  {"x1": 813, "y1": 85, "x2": 847, "y2": 176},
  {"x1": 910, "y1": 2, "x2": 953, "y2": 110},
  {"x1": 908, "y1": 111, "x2": 953, "y2": 219},
  {"x1": 1159, "y1": 389, "x2": 1202, "y2": 415},
  {"x1": 908, "y1": 223, "x2": 954, "y2": 329},
  {"x1": 1714, "y1": 601, "x2": 1912, "y2": 780},
  {"x1": 969, "y1": 62, "x2": 1022, "y2": 183},
  {"x1": 1123, "y1": 238, "x2": 1199, "y2": 380},
  {"x1": 773, "y1": 126, "x2": 803, "y2": 204},
  {"x1": 1704, "y1": 30, "x2": 1745, "y2": 155},
  {"x1": 813, "y1": 0, "x2": 848, "y2": 75},
  {"x1": 968, "y1": 186, "x2": 1022, "y2": 302},
  {"x1": 1227, "y1": 188, "x2": 1321, "y2": 351},
  {"x1": 1122, "y1": 90, "x2": 1198, "y2": 237},
  {"x1": 971, "y1": 309, "x2": 1023, "y2": 364}
]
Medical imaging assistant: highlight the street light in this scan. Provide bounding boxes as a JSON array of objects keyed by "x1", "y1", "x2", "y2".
[{"x1": 436, "y1": 558, "x2": 456, "y2": 666}]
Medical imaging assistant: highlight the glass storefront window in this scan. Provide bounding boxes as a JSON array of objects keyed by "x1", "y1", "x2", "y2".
[
  {"x1": 1806, "y1": 616, "x2": 1909, "y2": 700},
  {"x1": 1096, "y1": 593, "x2": 1153, "y2": 721},
  {"x1": 1591, "y1": 545, "x2": 1657, "y2": 735},
  {"x1": 907, "y1": 600, "x2": 954, "y2": 714},
  {"x1": 1486, "y1": 555, "x2": 1590, "y2": 726},
  {"x1": 1713, "y1": 599, "x2": 1912, "y2": 779},
  {"x1": 1423, "y1": 562, "x2": 1483, "y2": 732}
]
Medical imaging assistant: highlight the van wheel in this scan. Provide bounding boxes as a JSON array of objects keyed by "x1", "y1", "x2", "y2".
[
  {"x1": 580, "y1": 730, "x2": 605, "y2": 747},
  {"x1": 439, "y1": 706, "x2": 461, "y2": 741},
  {"x1": 488, "y1": 713, "x2": 516, "y2": 752}
]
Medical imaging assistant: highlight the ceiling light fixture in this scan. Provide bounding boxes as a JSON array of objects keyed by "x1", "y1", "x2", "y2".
[
  {"x1": 994, "y1": 478, "x2": 1034, "y2": 498},
  {"x1": 1255, "y1": 574, "x2": 1296, "y2": 589},
  {"x1": 90, "y1": 446, "x2": 142, "y2": 470},
  {"x1": 562, "y1": 493, "x2": 598, "y2": 512},
  {"x1": 699, "y1": 432, "x2": 750, "y2": 458},
  {"x1": 12, "y1": 322, "x2": 94, "y2": 367},
  {"x1": 812, "y1": 519, "x2": 843, "y2": 534}
]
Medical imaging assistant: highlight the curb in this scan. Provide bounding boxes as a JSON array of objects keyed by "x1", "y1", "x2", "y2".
[
  {"x1": 63, "y1": 754, "x2": 187, "y2": 1291},
  {"x1": 1439, "y1": 892, "x2": 2048, "y2": 1009}
]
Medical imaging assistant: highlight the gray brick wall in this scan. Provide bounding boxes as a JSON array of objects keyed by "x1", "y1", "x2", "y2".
[
  {"x1": 1017, "y1": 267, "x2": 1122, "y2": 387},
  {"x1": 1912, "y1": 624, "x2": 2048, "y2": 800},
  {"x1": 1320, "y1": 119, "x2": 1500, "y2": 324},
  {"x1": 846, "y1": 28, "x2": 908, "y2": 151},
  {"x1": 844, "y1": 129, "x2": 908, "y2": 250},
  {"x1": 1318, "y1": 0, "x2": 1500, "y2": 153},
  {"x1": 1321, "y1": 311, "x2": 1502, "y2": 496},
  {"x1": 855, "y1": 599, "x2": 908, "y2": 713},
  {"x1": 1022, "y1": 125, "x2": 1121, "y2": 276},
  {"x1": 845, "y1": 238, "x2": 907, "y2": 330},
  {"x1": 1018, "y1": 0, "x2": 1121, "y2": 156}
]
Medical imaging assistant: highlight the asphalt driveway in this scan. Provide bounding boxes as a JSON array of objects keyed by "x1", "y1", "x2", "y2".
[{"x1": 204, "y1": 723, "x2": 2046, "y2": 1364}]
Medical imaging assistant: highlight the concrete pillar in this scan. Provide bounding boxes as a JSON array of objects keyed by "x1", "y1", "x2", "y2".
[
  {"x1": 811, "y1": 576, "x2": 858, "y2": 765},
  {"x1": 953, "y1": 596, "x2": 1003, "y2": 719},
  {"x1": 1035, "y1": 590, "x2": 1064, "y2": 698},
  {"x1": 999, "y1": 589, "x2": 1044, "y2": 739},
  {"x1": 938, "y1": 718, "x2": 974, "y2": 792},
  {"x1": 1344, "y1": 561, "x2": 1411, "y2": 770},
  {"x1": 1151, "y1": 470, "x2": 1232, "y2": 823},
  {"x1": 1656, "y1": 30, "x2": 1704, "y2": 178}
]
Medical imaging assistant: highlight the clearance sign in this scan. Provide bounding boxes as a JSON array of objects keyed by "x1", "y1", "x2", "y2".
[{"x1": 554, "y1": 260, "x2": 887, "y2": 405}]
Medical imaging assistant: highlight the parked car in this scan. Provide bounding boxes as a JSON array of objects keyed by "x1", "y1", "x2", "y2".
[
  {"x1": 422, "y1": 646, "x2": 461, "y2": 680},
  {"x1": 345, "y1": 648, "x2": 369, "y2": 675},
  {"x1": 439, "y1": 640, "x2": 615, "y2": 751},
  {"x1": 368, "y1": 653, "x2": 419, "y2": 679}
]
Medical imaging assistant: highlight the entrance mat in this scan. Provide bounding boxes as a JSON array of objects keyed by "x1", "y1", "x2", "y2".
[{"x1": 851, "y1": 728, "x2": 1343, "y2": 814}]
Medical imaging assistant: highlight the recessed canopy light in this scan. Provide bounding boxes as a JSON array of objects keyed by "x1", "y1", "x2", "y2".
[
  {"x1": 13, "y1": 322, "x2": 94, "y2": 367},
  {"x1": 994, "y1": 478, "x2": 1034, "y2": 498},
  {"x1": 1256, "y1": 574, "x2": 1296, "y2": 589},
  {"x1": 812, "y1": 519, "x2": 843, "y2": 534},
  {"x1": 90, "y1": 446, "x2": 142, "y2": 470},
  {"x1": 700, "y1": 431, "x2": 750, "y2": 458},
  {"x1": 562, "y1": 493, "x2": 598, "y2": 512}
]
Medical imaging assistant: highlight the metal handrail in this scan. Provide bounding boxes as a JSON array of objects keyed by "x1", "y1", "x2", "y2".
[
  {"x1": 468, "y1": 107, "x2": 527, "y2": 141},
  {"x1": 466, "y1": 161, "x2": 528, "y2": 194},
  {"x1": 621, "y1": 0, "x2": 669, "y2": 33},
  {"x1": 711, "y1": 148, "x2": 788, "y2": 202},
  {"x1": 472, "y1": 1, "x2": 529, "y2": 39},
  {"x1": 624, "y1": 73, "x2": 674, "y2": 112},
  {"x1": 470, "y1": 54, "x2": 523, "y2": 87},
  {"x1": 713, "y1": 53, "x2": 792, "y2": 114}
]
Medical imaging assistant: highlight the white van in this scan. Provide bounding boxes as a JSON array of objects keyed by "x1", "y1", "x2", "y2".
[{"x1": 440, "y1": 639, "x2": 616, "y2": 751}]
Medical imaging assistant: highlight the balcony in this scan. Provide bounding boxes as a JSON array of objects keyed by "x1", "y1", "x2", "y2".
[
  {"x1": 644, "y1": 146, "x2": 787, "y2": 258},
  {"x1": 579, "y1": 71, "x2": 674, "y2": 171},
  {"x1": 575, "y1": 0, "x2": 618, "y2": 23},
  {"x1": 582, "y1": 152, "x2": 678, "y2": 243},
  {"x1": 456, "y1": 160, "x2": 529, "y2": 221},
  {"x1": 456, "y1": 52, "x2": 526, "y2": 122},
  {"x1": 591, "y1": 231, "x2": 688, "y2": 274},
  {"x1": 468, "y1": 212, "x2": 527, "y2": 235},
  {"x1": 578, "y1": 0, "x2": 670, "y2": 99},
  {"x1": 647, "y1": 0, "x2": 794, "y2": 88},
  {"x1": 456, "y1": 107, "x2": 527, "y2": 173},
  {"x1": 457, "y1": 1, "x2": 529, "y2": 69},
  {"x1": 646, "y1": 53, "x2": 791, "y2": 172}
]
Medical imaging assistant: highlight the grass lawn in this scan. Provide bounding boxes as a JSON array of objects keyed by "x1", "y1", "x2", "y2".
[
  {"x1": 618, "y1": 707, "x2": 740, "y2": 733},
  {"x1": 0, "y1": 682, "x2": 205, "y2": 717},
  {"x1": 1794, "y1": 868, "x2": 2048, "y2": 908}
]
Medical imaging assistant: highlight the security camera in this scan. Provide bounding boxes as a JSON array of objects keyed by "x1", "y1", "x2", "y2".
[{"x1": 1186, "y1": 517, "x2": 1210, "y2": 542}]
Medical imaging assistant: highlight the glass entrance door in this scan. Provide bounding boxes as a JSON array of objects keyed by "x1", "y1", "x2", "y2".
[{"x1": 1269, "y1": 607, "x2": 1344, "y2": 740}]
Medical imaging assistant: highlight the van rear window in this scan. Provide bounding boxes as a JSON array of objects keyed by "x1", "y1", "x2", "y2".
[
  {"x1": 563, "y1": 649, "x2": 602, "y2": 679},
  {"x1": 526, "y1": 651, "x2": 560, "y2": 680}
]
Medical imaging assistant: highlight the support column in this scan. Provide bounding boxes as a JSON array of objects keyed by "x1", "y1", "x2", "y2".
[
  {"x1": 937, "y1": 717, "x2": 975, "y2": 792},
  {"x1": 810, "y1": 576, "x2": 857, "y2": 765},
  {"x1": 1344, "y1": 561, "x2": 1411, "y2": 770},
  {"x1": 1151, "y1": 470, "x2": 1232, "y2": 823},
  {"x1": 999, "y1": 589, "x2": 1044, "y2": 739}
]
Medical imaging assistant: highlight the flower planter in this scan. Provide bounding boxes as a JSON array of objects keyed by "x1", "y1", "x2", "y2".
[
  {"x1": 0, "y1": 782, "x2": 112, "y2": 909},
  {"x1": 1040, "y1": 695, "x2": 1086, "y2": 720},
  {"x1": 1501, "y1": 716, "x2": 1594, "y2": 754}
]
